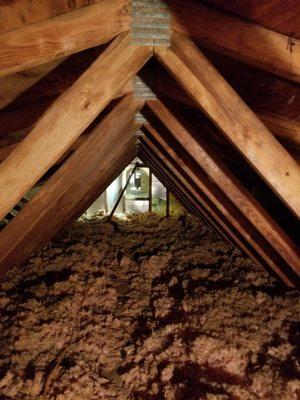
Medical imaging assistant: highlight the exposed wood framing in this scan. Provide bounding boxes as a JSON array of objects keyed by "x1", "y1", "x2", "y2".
[
  {"x1": 138, "y1": 148, "x2": 199, "y2": 218},
  {"x1": 108, "y1": 162, "x2": 139, "y2": 220},
  {"x1": 138, "y1": 145, "x2": 203, "y2": 219},
  {"x1": 0, "y1": 33, "x2": 152, "y2": 221},
  {"x1": 0, "y1": 0, "x2": 107, "y2": 33},
  {"x1": 169, "y1": 0, "x2": 300, "y2": 83},
  {"x1": 0, "y1": 128, "x2": 87, "y2": 165},
  {"x1": 140, "y1": 127, "x2": 285, "y2": 278},
  {"x1": 1, "y1": 0, "x2": 298, "y2": 82},
  {"x1": 138, "y1": 139, "x2": 274, "y2": 269},
  {"x1": 0, "y1": 95, "x2": 142, "y2": 275},
  {"x1": 151, "y1": 71, "x2": 300, "y2": 148},
  {"x1": 258, "y1": 112, "x2": 300, "y2": 147},
  {"x1": 144, "y1": 102, "x2": 300, "y2": 286},
  {"x1": 70, "y1": 146, "x2": 137, "y2": 225},
  {"x1": 155, "y1": 32, "x2": 300, "y2": 217},
  {"x1": 149, "y1": 170, "x2": 152, "y2": 212},
  {"x1": 0, "y1": 0, "x2": 131, "y2": 77},
  {"x1": 0, "y1": 79, "x2": 133, "y2": 142},
  {"x1": 0, "y1": 59, "x2": 64, "y2": 110},
  {"x1": 166, "y1": 187, "x2": 170, "y2": 217}
]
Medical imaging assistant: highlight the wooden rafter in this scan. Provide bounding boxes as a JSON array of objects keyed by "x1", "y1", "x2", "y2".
[
  {"x1": 0, "y1": 33, "x2": 152, "y2": 221},
  {"x1": 149, "y1": 69, "x2": 300, "y2": 148},
  {"x1": 139, "y1": 141, "x2": 235, "y2": 243},
  {"x1": 155, "y1": 32, "x2": 300, "y2": 217},
  {"x1": 0, "y1": 94, "x2": 142, "y2": 274},
  {"x1": 140, "y1": 123, "x2": 298, "y2": 286},
  {"x1": 257, "y1": 112, "x2": 300, "y2": 147},
  {"x1": 0, "y1": 59, "x2": 65, "y2": 110},
  {"x1": 170, "y1": 0, "x2": 300, "y2": 83},
  {"x1": 138, "y1": 147, "x2": 201, "y2": 218},
  {"x1": 0, "y1": 0, "x2": 130, "y2": 77},
  {"x1": 0, "y1": 80, "x2": 133, "y2": 142},
  {"x1": 144, "y1": 101, "x2": 300, "y2": 286},
  {"x1": 138, "y1": 138, "x2": 279, "y2": 279}
]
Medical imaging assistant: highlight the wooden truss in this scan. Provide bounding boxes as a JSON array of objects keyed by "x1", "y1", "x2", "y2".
[{"x1": 0, "y1": 3, "x2": 299, "y2": 287}]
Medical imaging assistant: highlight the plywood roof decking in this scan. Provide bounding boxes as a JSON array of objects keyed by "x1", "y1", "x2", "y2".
[{"x1": 0, "y1": 0, "x2": 299, "y2": 286}]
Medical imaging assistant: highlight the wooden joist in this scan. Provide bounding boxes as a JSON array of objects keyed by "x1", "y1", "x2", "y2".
[
  {"x1": 151, "y1": 70, "x2": 300, "y2": 148},
  {"x1": 0, "y1": 59, "x2": 65, "y2": 110},
  {"x1": 140, "y1": 123, "x2": 298, "y2": 286},
  {"x1": 155, "y1": 32, "x2": 300, "y2": 217},
  {"x1": 0, "y1": 0, "x2": 106, "y2": 33},
  {"x1": 258, "y1": 112, "x2": 300, "y2": 147},
  {"x1": 0, "y1": 80, "x2": 133, "y2": 142},
  {"x1": 1, "y1": 0, "x2": 298, "y2": 83},
  {"x1": 69, "y1": 145, "x2": 137, "y2": 227},
  {"x1": 0, "y1": 94, "x2": 142, "y2": 275},
  {"x1": 139, "y1": 140, "x2": 236, "y2": 244},
  {"x1": 170, "y1": 0, "x2": 300, "y2": 83},
  {"x1": 0, "y1": 0, "x2": 130, "y2": 77},
  {"x1": 138, "y1": 147, "x2": 201, "y2": 219},
  {"x1": 146, "y1": 100, "x2": 300, "y2": 286},
  {"x1": 139, "y1": 138, "x2": 289, "y2": 282},
  {"x1": 0, "y1": 32, "x2": 152, "y2": 221}
]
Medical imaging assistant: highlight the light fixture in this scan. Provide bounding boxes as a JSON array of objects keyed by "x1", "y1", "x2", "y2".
[{"x1": 134, "y1": 167, "x2": 142, "y2": 191}]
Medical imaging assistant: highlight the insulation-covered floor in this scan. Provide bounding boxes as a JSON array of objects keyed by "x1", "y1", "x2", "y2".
[{"x1": 0, "y1": 215, "x2": 299, "y2": 399}]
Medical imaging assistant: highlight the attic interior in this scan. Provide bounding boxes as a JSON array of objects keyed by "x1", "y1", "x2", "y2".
[{"x1": 0, "y1": 0, "x2": 300, "y2": 398}]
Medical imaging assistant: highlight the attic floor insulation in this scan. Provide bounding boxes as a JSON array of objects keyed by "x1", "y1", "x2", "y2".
[{"x1": 0, "y1": 214, "x2": 299, "y2": 400}]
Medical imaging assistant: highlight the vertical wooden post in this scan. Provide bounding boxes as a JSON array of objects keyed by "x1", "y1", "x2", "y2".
[
  {"x1": 108, "y1": 163, "x2": 138, "y2": 220},
  {"x1": 104, "y1": 190, "x2": 109, "y2": 214},
  {"x1": 149, "y1": 169, "x2": 152, "y2": 212},
  {"x1": 166, "y1": 187, "x2": 170, "y2": 217}
]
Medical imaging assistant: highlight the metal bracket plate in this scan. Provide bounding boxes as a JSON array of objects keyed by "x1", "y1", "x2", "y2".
[{"x1": 131, "y1": 0, "x2": 171, "y2": 46}]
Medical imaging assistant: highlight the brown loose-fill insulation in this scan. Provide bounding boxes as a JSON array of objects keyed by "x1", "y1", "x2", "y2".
[{"x1": 0, "y1": 214, "x2": 299, "y2": 399}]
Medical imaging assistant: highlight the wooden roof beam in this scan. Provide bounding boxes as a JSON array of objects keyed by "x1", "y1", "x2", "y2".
[
  {"x1": 138, "y1": 148, "x2": 199, "y2": 218},
  {"x1": 169, "y1": 0, "x2": 300, "y2": 83},
  {"x1": 0, "y1": 94, "x2": 141, "y2": 275},
  {"x1": 0, "y1": 0, "x2": 130, "y2": 77},
  {"x1": 139, "y1": 141, "x2": 236, "y2": 243},
  {"x1": 141, "y1": 122, "x2": 298, "y2": 285},
  {"x1": 152, "y1": 73, "x2": 300, "y2": 148},
  {"x1": 145, "y1": 100, "x2": 300, "y2": 286},
  {"x1": 139, "y1": 135, "x2": 295, "y2": 286},
  {"x1": 155, "y1": 32, "x2": 300, "y2": 217},
  {"x1": 258, "y1": 112, "x2": 300, "y2": 147},
  {"x1": 0, "y1": 32, "x2": 152, "y2": 221},
  {"x1": 0, "y1": 59, "x2": 65, "y2": 110}
]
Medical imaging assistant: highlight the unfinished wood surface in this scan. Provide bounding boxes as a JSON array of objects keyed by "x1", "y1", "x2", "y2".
[
  {"x1": 0, "y1": 95, "x2": 142, "y2": 274},
  {"x1": 140, "y1": 125, "x2": 298, "y2": 286},
  {"x1": 0, "y1": 79, "x2": 133, "y2": 140},
  {"x1": 151, "y1": 68, "x2": 300, "y2": 147},
  {"x1": 139, "y1": 143, "x2": 232, "y2": 241},
  {"x1": 139, "y1": 149, "x2": 203, "y2": 220},
  {"x1": 139, "y1": 140, "x2": 277, "y2": 280},
  {"x1": 0, "y1": 33, "x2": 152, "y2": 221},
  {"x1": 69, "y1": 146, "x2": 137, "y2": 228},
  {"x1": 0, "y1": 59, "x2": 65, "y2": 110},
  {"x1": 0, "y1": 132, "x2": 88, "y2": 165},
  {"x1": 201, "y1": 0, "x2": 300, "y2": 39},
  {"x1": 258, "y1": 112, "x2": 300, "y2": 147},
  {"x1": 138, "y1": 146, "x2": 211, "y2": 223},
  {"x1": 146, "y1": 100, "x2": 300, "y2": 283},
  {"x1": 0, "y1": 0, "x2": 102, "y2": 34},
  {"x1": 169, "y1": 0, "x2": 300, "y2": 83},
  {"x1": 155, "y1": 32, "x2": 300, "y2": 217},
  {"x1": 0, "y1": 0, "x2": 130, "y2": 77}
]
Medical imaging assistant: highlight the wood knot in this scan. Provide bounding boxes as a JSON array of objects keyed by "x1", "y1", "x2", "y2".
[
  {"x1": 83, "y1": 101, "x2": 90, "y2": 110},
  {"x1": 287, "y1": 33, "x2": 296, "y2": 53}
]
